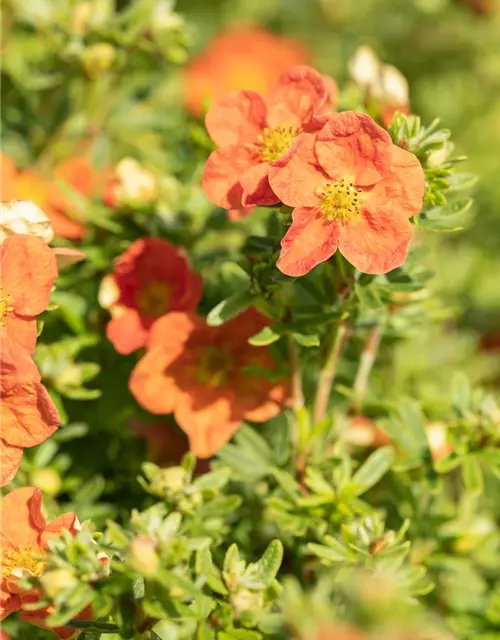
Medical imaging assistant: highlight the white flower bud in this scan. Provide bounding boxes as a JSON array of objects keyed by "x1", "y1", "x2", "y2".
[{"x1": 0, "y1": 201, "x2": 54, "y2": 245}]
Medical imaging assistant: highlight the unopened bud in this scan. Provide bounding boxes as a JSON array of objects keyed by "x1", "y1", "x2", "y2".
[
  {"x1": 109, "y1": 158, "x2": 158, "y2": 208},
  {"x1": 151, "y1": 466, "x2": 188, "y2": 496},
  {"x1": 0, "y1": 201, "x2": 54, "y2": 245},
  {"x1": 127, "y1": 536, "x2": 160, "y2": 577},
  {"x1": 82, "y1": 43, "x2": 116, "y2": 77},
  {"x1": 40, "y1": 569, "x2": 78, "y2": 598},
  {"x1": 31, "y1": 468, "x2": 62, "y2": 497},
  {"x1": 232, "y1": 588, "x2": 263, "y2": 615}
]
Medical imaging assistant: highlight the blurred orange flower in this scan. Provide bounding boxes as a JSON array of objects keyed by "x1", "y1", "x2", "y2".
[
  {"x1": 184, "y1": 25, "x2": 311, "y2": 117},
  {"x1": 1, "y1": 154, "x2": 100, "y2": 240},
  {"x1": 0, "y1": 235, "x2": 58, "y2": 354},
  {"x1": 100, "y1": 238, "x2": 202, "y2": 355},
  {"x1": 129, "y1": 310, "x2": 288, "y2": 458},
  {"x1": 269, "y1": 111, "x2": 425, "y2": 275},
  {"x1": 0, "y1": 487, "x2": 81, "y2": 639},
  {"x1": 0, "y1": 343, "x2": 60, "y2": 486},
  {"x1": 203, "y1": 65, "x2": 337, "y2": 209},
  {"x1": 314, "y1": 626, "x2": 367, "y2": 640}
]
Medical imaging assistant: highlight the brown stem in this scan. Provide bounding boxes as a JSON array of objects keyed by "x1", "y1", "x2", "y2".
[
  {"x1": 313, "y1": 316, "x2": 349, "y2": 424},
  {"x1": 352, "y1": 324, "x2": 383, "y2": 413}
]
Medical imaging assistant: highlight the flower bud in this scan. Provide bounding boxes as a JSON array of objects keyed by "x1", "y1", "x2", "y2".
[
  {"x1": 0, "y1": 201, "x2": 54, "y2": 245},
  {"x1": 127, "y1": 536, "x2": 160, "y2": 577},
  {"x1": 31, "y1": 468, "x2": 62, "y2": 497},
  {"x1": 40, "y1": 569, "x2": 78, "y2": 598},
  {"x1": 232, "y1": 588, "x2": 264, "y2": 615},
  {"x1": 151, "y1": 466, "x2": 188, "y2": 496},
  {"x1": 106, "y1": 158, "x2": 158, "y2": 209},
  {"x1": 82, "y1": 43, "x2": 116, "y2": 77}
]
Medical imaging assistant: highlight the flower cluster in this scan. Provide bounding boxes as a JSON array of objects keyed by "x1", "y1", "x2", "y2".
[
  {"x1": 0, "y1": 488, "x2": 83, "y2": 639},
  {"x1": 99, "y1": 238, "x2": 288, "y2": 457},
  {"x1": 202, "y1": 67, "x2": 425, "y2": 276}
]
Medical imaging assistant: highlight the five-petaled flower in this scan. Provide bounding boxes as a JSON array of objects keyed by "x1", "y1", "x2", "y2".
[
  {"x1": 0, "y1": 487, "x2": 84, "y2": 639},
  {"x1": 99, "y1": 238, "x2": 202, "y2": 355},
  {"x1": 0, "y1": 342, "x2": 60, "y2": 487},
  {"x1": 0, "y1": 235, "x2": 58, "y2": 354},
  {"x1": 268, "y1": 111, "x2": 425, "y2": 276},
  {"x1": 203, "y1": 65, "x2": 337, "y2": 210},
  {"x1": 129, "y1": 310, "x2": 289, "y2": 458}
]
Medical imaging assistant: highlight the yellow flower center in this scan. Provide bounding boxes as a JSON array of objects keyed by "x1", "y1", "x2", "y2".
[
  {"x1": 136, "y1": 281, "x2": 170, "y2": 318},
  {"x1": 0, "y1": 288, "x2": 14, "y2": 325},
  {"x1": 196, "y1": 347, "x2": 234, "y2": 388},
  {"x1": 258, "y1": 126, "x2": 297, "y2": 162},
  {"x1": 2, "y1": 546, "x2": 45, "y2": 580},
  {"x1": 318, "y1": 179, "x2": 362, "y2": 221}
]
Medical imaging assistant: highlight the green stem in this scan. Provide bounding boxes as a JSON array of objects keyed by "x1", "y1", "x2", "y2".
[
  {"x1": 352, "y1": 324, "x2": 383, "y2": 413},
  {"x1": 313, "y1": 316, "x2": 349, "y2": 425},
  {"x1": 288, "y1": 334, "x2": 304, "y2": 416}
]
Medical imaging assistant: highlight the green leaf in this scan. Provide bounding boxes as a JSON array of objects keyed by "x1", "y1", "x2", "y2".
[
  {"x1": 307, "y1": 539, "x2": 354, "y2": 564},
  {"x1": 447, "y1": 172, "x2": 478, "y2": 192},
  {"x1": 206, "y1": 287, "x2": 256, "y2": 326},
  {"x1": 418, "y1": 197, "x2": 473, "y2": 231},
  {"x1": 292, "y1": 332, "x2": 320, "y2": 347},
  {"x1": 249, "y1": 326, "x2": 281, "y2": 346},
  {"x1": 462, "y1": 456, "x2": 484, "y2": 494},
  {"x1": 241, "y1": 540, "x2": 284, "y2": 589},
  {"x1": 219, "y1": 630, "x2": 262, "y2": 640},
  {"x1": 194, "y1": 467, "x2": 232, "y2": 491},
  {"x1": 351, "y1": 446, "x2": 395, "y2": 495}
]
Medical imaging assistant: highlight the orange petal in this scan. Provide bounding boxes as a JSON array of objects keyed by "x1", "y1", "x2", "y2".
[
  {"x1": 277, "y1": 206, "x2": 341, "y2": 277},
  {"x1": 2, "y1": 315, "x2": 38, "y2": 355},
  {"x1": 129, "y1": 348, "x2": 181, "y2": 415},
  {"x1": 41, "y1": 513, "x2": 80, "y2": 547},
  {"x1": 202, "y1": 144, "x2": 260, "y2": 209},
  {"x1": 339, "y1": 206, "x2": 413, "y2": 274},
  {"x1": 240, "y1": 161, "x2": 279, "y2": 207},
  {"x1": 266, "y1": 65, "x2": 330, "y2": 129},
  {"x1": 315, "y1": 111, "x2": 392, "y2": 187},
  {"x1": 175, "y1": 392, "x2": 240, "y2": 458},
  {"x1": 0, "y1": 487, "x2": 46, "y2": 551},
  {"x1": 0, "y1": 379, "x2": 59, "y2": 448},
  {"x1": 0, "y1": 439, "x2": 24, "y2": 487},
  {"x1": 53, "y1": 247, "x2": 86, "y2": 270},
  {"x1": 268, "y1": 132, "x2": 327, "y2": 207},
  {"x1": 106, "y1": 309, "x2": 148, "y2": 354},
  {"x1": 206, "y1": 90, "x2": 267, "y2": 147},
  {"x1": 0, "y1": 235, "x2": 58, "y2": 316}
]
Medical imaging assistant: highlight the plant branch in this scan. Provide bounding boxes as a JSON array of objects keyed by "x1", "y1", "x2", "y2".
[
  {"x1": 352, "y1": 324, "x2": 383, "y2": 413},
  {"x1": 313, "y1": 316, "x2": 349, "y2": 424},
  {"x1": 288, "y1": 334, "x2": 304, "y2": 415}
]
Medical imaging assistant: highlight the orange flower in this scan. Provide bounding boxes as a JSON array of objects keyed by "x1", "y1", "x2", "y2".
[
  {"x1": 1, "y1": 154, "x2": 100, "y2": 240},
  {"x1": 129, "y1": 310, "x2": 288, "y2": 457},
  {"x1": 184, "y1": 25, "x2": 311, "y2": 117},
  {"x1": 269, "y1": 111, "x2": 425, "y2": 275},
  {"x1": 0, "y1": 487, "x2": 80, "y2": 639},
  {"x1": 100, "y1": 238, "x2": 202, "y2": 355},
  {"x1": 0, "y1": 235, "x2": 58, "y2": 354},
  {"x1": 0, "y1": 343, "x2": 60, "y2": 486},
  {"x1": 203, "y1": 65, "x2": 337, "y2": 209},
  {"x1": 0, "y1": 630, "x2": 10, "y2": 640}
]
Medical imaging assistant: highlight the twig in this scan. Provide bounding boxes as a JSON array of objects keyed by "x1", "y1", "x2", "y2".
[
  {"x1": 352, "y1": 324, "x2": 383, "y2": 413},
  {"x1": 288, "y1": 334, "x2": 304, "y2": 414},
  {"x1": 313, "y1": 316, "x2": 349, "y2": 424}
]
